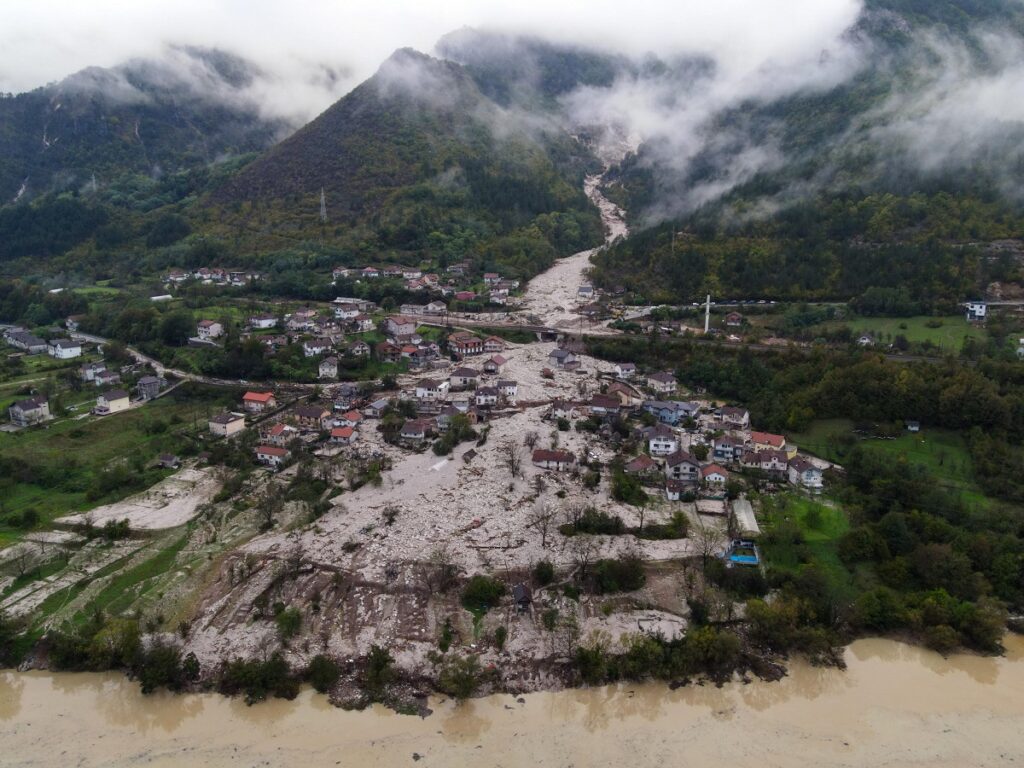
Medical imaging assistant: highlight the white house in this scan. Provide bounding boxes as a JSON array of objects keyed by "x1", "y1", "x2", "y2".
[
  {"x1": 209, "y1": 412, "x2": 246, "y2": 437},
  {"x1": 9, "y1": 395, "x2": 51, "y2": 427},
  {"x1": 615, "y1": 362, "x2": 637, "y2": 379},
  {"x1": 497, "y1": 380, "x2": 518, "y2": 400},
  {"x1": 532, "y1": 449, "x2": 576, "y2": 471},
  {"x1": 319, "y1": 356, "x2": 339, "y2": 379},
  {"x1": 965, "y1": 301, "x2": 987, "y2": 322},
  {"x1": 647, "y1": 372, "x2": 676, "y2": 394},
  {"x1": 475, "y1": 386, "x2": 499, "y2": 407},
  {"x1": 415, "y1": 378, "x2": 450, "y2": 401},
  {"x1": 96, "y1": 389, "x2": 130, "y2": 415},
  {"x1": 664, "y1": 450, "x2": 700, "y2": 483},
  {"x1": 449, "y1": 368, "x2": 479, "y2": 389},
  {"x1": 647, "y1": 425, "x2": 680, "y2": 456},
  {"x1": 788, "y1": 457, "x2": 824, "y2": 491},
  {"x1": 197, "y1": 320, "x2": 223, "y2": 340},
  {"x1": 256, "y1": 444, "x2": 290, "y2": 468},
  {"x1": 303, "y1": 338, "x2": 333, "y2": 358},
  {"x1": 333, "y1": 303, "x2": 360, "y2": 320},
  {"x1": 249, "y1": 314, "x2": 278, "y2": 330},
  {"x1": 384, "y1": 316, "x2": 417, "y2": 337},
  {"x1": 48, "y1": 339, "x2": 82, "y2": 359}
]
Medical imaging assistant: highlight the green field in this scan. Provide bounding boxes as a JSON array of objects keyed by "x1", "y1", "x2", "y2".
[
  {"x1": 789, "y1": 418, "x2": 984, "y2": 504},
  {"x1": 760, "y1": 494, "x2": 853, "y2": 591},
  {"x1": 0, "y1": 386, "x2": 233, "y2": 546},
  {"x1": 843, "y1": 315, "x2": 984, "y2": 351}
]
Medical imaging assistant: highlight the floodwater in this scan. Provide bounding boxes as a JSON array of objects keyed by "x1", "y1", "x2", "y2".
[{"x1": 2, "y1": 637, "x2": 1023, "y2": 767}]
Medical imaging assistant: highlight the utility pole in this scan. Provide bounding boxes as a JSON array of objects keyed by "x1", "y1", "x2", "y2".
[{"x1": 704, "y1": 294, "x2": 711, "y2": 335}]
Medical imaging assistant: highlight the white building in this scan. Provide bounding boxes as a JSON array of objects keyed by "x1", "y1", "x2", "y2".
[{"x1": 48, "y1": 339, "x2": 82, "y2": 359}]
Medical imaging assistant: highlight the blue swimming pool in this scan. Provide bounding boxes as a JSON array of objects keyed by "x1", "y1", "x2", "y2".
[{"x1": 730, "y1": 554, "x2": 759, "y2": 565}]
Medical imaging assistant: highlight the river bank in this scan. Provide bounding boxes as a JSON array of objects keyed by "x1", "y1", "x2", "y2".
[{"x1": 3, "y1": 635, "x2": 1023, "y2": 767}]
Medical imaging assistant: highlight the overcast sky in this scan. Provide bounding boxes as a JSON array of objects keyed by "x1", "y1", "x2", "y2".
[{"x1": 1, "y1": 0, "x2": 863, "y2": 121}]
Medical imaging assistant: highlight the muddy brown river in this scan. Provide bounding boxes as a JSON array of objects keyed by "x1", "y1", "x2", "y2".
[{"x1": 2, "y1": 636, "x2": 1023, "y2": 767}]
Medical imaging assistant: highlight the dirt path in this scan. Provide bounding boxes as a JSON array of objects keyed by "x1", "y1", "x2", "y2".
[{"x1": 518, "y1": 174, "x2": 628, "y2": 330}]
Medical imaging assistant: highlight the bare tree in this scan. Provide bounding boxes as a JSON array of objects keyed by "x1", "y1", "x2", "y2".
[
  {"x1": 555, "y1": 612, "x2": 583, "y2": 658},
  {"x1": 528, "y1": 502, "x2": 557, "y2": 549},
  {"x1": 562, "y1": 502, "x2": 586, "y2": 533},
  {"x1": 694, "y1": 521, "x2": 726, "y2": 571},
  {"x1": 501, "y1": 440, "x2": 523, "y2": 479},
  {"x1": 569, "y1": 535, "x2": 599, "y2": 583},
  {"x1": 425, "y1": 543, "x2": 458, "y2": 593},
  {"x1": 523, "y1": 431, "x2": 539, "y2": 449},
  {"x1": 257, "y1": 490, "x2": 284, "y2": 531}
]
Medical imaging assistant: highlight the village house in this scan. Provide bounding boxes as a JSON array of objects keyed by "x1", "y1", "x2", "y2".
[
  {"x1": 319, "y1": 357, "x2": 339, "y2": 380},
  {"x1": 713, "y1": 435, "x2": 745, "y2": 464},
  {"x1": 352, "y1": 314, "x2": 376, "y2": 332},
  {"x1": 332, "y1": 266, "x2": 351, "y2": 281},
  {"x1": 589, "y1": 394, "x2": 621, "y2": 417},
  {"x1": 293, "y1": 405, "x2": 331, "y2": 431},
  {"x1": 715, "y1": 406, "x2": 750, "y2": 429},
  {"x1": 196, "y1": 320, "x2": 224, "y2": 341},
  {"x1": 400, "y1": 417, "x2": 434, "y2": 444},
  {"x1": 361, "y1": 266, "x2": 381, "y2": 279},
  {"x1": 415, "y1": 378, "x2": 450, "y2": 401},
  {"x1": 483, "y1": 354, "x2": 506, "y2": 374},
  {"x1": 95, "y1": 389, "x2": 130, "y2": 415},
  {"x1": 549, "y1": 400, "x2": 579, "y2": 420},
  {"x1": 548, "y1": 349, "x2": 577, "y2": 369},
  {"x1": 483, "y1": 336, "x2": 506, "y2": 354},
  {"x1": 475, "y1": 386, "x2": 499, "y2": 407},
  {"x1": 347, "y1": 340, "x2": 370, "y2": 357},
  {"x1": 532, "y1": 448, "x2": 577, "y2": 471},
  {"x1": 645, "y1": 424, "x2": 680, "y2": 456},
  {"x1": 624, "y1": 453, "x2": 659, "y2": 476},
  {"x1": 483, "y1": 272, "x2": 502, "y2": 285},
  {"x1": 497, "y1": 380, "x2": 518, "y2": 400},
  {"x1": 741, "y1": 449, "x2": 788, "y2": 475},
  {"x1": 9, "y1": 395, "x2": 51, "y2": 427},
  {"x1": 788, "y1": 457, "x2": 824, "y2": 491},
  {"x1": 333, "y1": 302, "x2": 360, "y2": 320},
  {"x1": 449, "y1": 367, "x2": 479, "y2": 390},
  {"x1": 577, "y1": 284, "x2": 595, "y2": 301},
  {"x1": 664, "y1": 450, "x2": 701, "y2": 483},
  {"x1": 364, "y1": 399, "x2": 390, "y2": 419},
  {"x1": 209, "y1": 412, "x2": 246, "y2": 437},
  {"x1": 249, "y1": 314, "x2": 278, "y2": 330},
  {"x1": 243, "y1": 391, "x2": 277, "y2": 413},
  {"x1": 489, "y1": 291, "x2": 508, "y2": 306},
  {"x1": 5, "y1": 330, "x2": 48, "y2": 354},
  {"x1": 135, "y1": 375, "x2": 164, "y2": 400},
  {"x1": 448, "y1": 332, "x2": 484, "y2": 357},
  {"x1": 423, "y1": 301, "x2": 448, "y2": 316},
  {"x1": 642, "y1": 400, "x2": 689, "y2": 425},
  {"x1": 965, "y1": 301, "x2": 987, "y2": 322},
  {"x1": 375, "y1": 342, "x2": 402, "y2": 364},
  {"x1": 664, "y1": 479, "x2": 690, "y2": 501},
  {"x1": 606, "y1": 381, "x2": 644, "y2": 407},
  {"x1": 614, "y1": 362, "x2": 637, "y2": 379},
  {"x1": 454, "y1": 290, "x2": 476, "y2": 303},
  {"x1": 384, "y1": 316, "x2": 418, "y2": 337},
  {"x1": 750, "y1": 430, "x2": 787, "y2": 452},
  {"x1": 65, "y1": 315, "x2": 85, "y2": 332},
  {"x1": 857, "y1": 333, "x2": 874, "y2": 347},
  {"x1": 702, "y1": 464, "x2": 730, "y2": 488},
  {"x1": 256, "y1": 444, "x2": 290, "y2": 468},
  {"x1": 94, "y1": 370, "x2": 121, "y2": 388},
  {"x1": 303, "y1": 337, "x2": 333, "y2": 358},
  {"x1": 79, "y1": 361, "x2": 106, "y2": 382},
  {"x1": 725, "y1": 311, "x2": 744, "y2": 327},
  {"x1": 330, "y1": 426, "x2": 356, "y2": 445},
  {"x1": 336, "y1": 410, "x2": 363, "y2": 429},
  {"x1": 647, "y1": 371, "x2": 677, "y2": 394},
  {"x1": 48, "y1": 338, "x2": 82, "y2": 359}
]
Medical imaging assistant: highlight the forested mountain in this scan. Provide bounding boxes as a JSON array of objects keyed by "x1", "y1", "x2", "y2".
[
  {"x1": 203, "y1": 48, "x2": 603, "y2": 277},
  {"x1": 0, "y1": 46, "x2": 288, "y2": 205},
  {"x1": 590, "y1": 0, "x2": 1024, "y2": 304}
]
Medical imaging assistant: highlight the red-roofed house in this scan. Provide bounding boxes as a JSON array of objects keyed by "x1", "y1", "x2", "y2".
[
  {"x1": 330, "y1": 426, "x2": 356, "y2": 445},
  {"x1": 532, "y1": 449, "x2": 576, "y2": 471},
  {"x1": 256, "y1": 444, "x2": 290, "y2": 468},
  {"x1": 243, "y1": 391, "x2": 276, "y2": 413}
]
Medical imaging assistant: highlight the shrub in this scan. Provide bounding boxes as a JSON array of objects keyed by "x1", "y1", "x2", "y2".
[
  {"x1": 461, "y1": 575, "x2": 506, "y2": 613},
  {"x1": 306, "y1": 655, "x2": 341, "y2": 693},
  {"x1": 533, "y1": 560, "x2": 555, "y2": 586},
  {"x1": 494, "y1": 626, "x2": 508, "y2": 651},
  {"x1": 436, "y1": 654, "x2": 482, "y2": 700},
  {"x1": 593, "y1": 554, "x2": 646, "y2": 594},
  {"x1": 275, "y1": 607, "x2": 302, "y2": 640},
  {"x1": 364, "y1": 645, "x2": 395, "y2": 694},
  {"x1": 219, "y1": 654, "x2": 300, "y2": 704}
]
